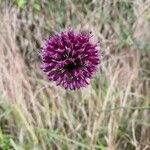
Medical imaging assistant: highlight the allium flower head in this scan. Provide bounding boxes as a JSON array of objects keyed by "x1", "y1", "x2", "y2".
[{"x1": 41, "y1": 30, "x2": 100, "y2": 90}]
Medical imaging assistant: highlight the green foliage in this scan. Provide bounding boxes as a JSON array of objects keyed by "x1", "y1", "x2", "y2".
[
  {"x1": 15, "y1": 0, "x2": 41, "y2": 11},
  {"x1": 116, "y1": 1, "x2": 135, "y2": 22},
  {"x1": 33, "y1": 3, "x2": 41, "y2": 12},
  {"x1": 0, "y1": 130, "x2": 12, "y2": 150},
  {"x1": 119, "y1": 20, "x2": 134, "y2": 47},
  {"x1": 43, "y1": 0, "x2": 67, "y2": 32},
  {"x1": 73, "y1": 0, "x2": 92, "y2": 5},
  {"x1": 116, "y1": 1, "x2": 135, "y2": 48},
  {"x1": 16, "y1": 0, "x2": 27, "y2": 9},
  {"x1": 117, "y1": 118, "x2": 128, "y2": 138}
]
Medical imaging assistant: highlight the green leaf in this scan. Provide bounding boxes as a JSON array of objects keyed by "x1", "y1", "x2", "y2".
[
  {"x1": 33, "y1": 3, "x2": 41, "y2": 11},
  {"x1": 16, "y1": 0, "x2": 27, "y2": 9},
  {"x1": 126, "y1": 35, "x2": 133, "y2": 45}
]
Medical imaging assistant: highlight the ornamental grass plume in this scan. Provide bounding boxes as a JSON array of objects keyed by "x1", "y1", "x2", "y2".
[{"x1": 41, "y1": 30, "x2": 100, "y2": 90}]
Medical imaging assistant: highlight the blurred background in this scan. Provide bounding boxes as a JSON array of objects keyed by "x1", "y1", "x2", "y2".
[{"x1": 0, "y1": 0, "x2": 150, "y2": 149}]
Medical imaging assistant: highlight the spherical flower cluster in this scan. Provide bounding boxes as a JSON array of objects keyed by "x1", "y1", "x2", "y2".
[{"x1": 41, "y1": 30, "x2": 100, "y2": 90}]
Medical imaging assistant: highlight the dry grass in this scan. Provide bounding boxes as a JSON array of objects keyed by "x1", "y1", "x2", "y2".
[{"x1": 0, "y1": 0, "x2": 150, "y2": 149}]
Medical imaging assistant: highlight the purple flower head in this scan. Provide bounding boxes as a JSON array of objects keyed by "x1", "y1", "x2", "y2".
[{"x1": 41, "y1": 30, "x2": 100, "y2": 90}]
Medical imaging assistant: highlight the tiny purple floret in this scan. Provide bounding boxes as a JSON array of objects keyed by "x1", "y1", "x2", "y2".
[{"x1": 41, "y1": 30, "x2": 100, "y2": 90}]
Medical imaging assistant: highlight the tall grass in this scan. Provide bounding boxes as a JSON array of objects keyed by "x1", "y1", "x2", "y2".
[{"x1": 0, "y1": 0, "x2": 150, "y2": 149}]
